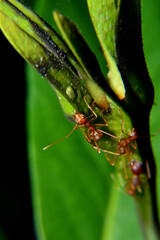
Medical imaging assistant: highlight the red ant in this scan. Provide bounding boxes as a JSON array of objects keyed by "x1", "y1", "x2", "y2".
[
  {"x1": 43, "y1": 96, "x2": 113, "y2": 152},
  {"x1": 94, "y1": 124, "x2": 138, "y2": 166},
  {"x1": 103, "y1": 126, "x2": 159, "y2": 179},
  {"x1": 110, "y1": 160, "x2": 144, "y2": 196},
  {"x1": 91, "y1": 104, "x2": 141, "y2": 177},
  {"x1": 112, "y1": 127, "x2": 138, "y2": 176},
  {"x1": 111, "y1": 160, "x2": 147, "y2": 196},
  {"x1": 107, "y1": 127, "x2": 138, "y2": 168},
  {"x1": 92, "y1": 102, "x2": 159, "y2": 180},
  {"x1": 116, "y1": 128, "x2": 137, "y2": 156},
  {"x1": 125, "y1": 160, "x2": 144, "y2": 196},
  {"x1": 96, "y1": 124, "x2": 153, "y2": 179}
]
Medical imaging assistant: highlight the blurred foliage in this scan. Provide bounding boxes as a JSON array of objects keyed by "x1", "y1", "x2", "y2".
[
  {"x1": 0, "y1": 0, "x2": 160, "y2": 239},
  {"x1": 142, "y1": 0, "x2": 160, "y2": 220},
  {"x1": 25, "y1": 0, "x2": 160, "y2": 239}
]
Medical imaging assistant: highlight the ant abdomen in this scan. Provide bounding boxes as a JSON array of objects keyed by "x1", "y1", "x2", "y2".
[{"x1": 130, "y1": 160, "x2": 143, "y2": 175}]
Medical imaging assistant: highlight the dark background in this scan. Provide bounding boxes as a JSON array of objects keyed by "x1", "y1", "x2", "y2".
[{"x1": 0, "y1": 32, "x2": 36, "y2": 239}]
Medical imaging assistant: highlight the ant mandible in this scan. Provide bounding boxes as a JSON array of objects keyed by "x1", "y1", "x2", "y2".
[{"x1": 43, "y1": 96, "x2": 113, "y2": 152}]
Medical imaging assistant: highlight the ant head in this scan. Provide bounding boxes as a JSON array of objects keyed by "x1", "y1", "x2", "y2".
[
  {"x1": 128, "y1": 128, "x2": 137, "y2": 140},
  {"x1": 72, "y1": 111, "x2": 87, "y2": 125},
  {"x1": 130, "y1": 160, "x2": 143, "y2": 175}
]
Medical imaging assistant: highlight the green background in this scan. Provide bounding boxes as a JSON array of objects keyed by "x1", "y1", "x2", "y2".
[
  {"x1": 0, "y1": 0, "x2": 160, "y2": 239},
  {"x1": 27, "y1": 0, "x2": 160, "y2": 239}
]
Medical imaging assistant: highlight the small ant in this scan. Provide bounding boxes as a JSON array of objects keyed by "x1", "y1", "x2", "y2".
[
  {"x1": 95, "y1": 127, "x2": 138, "y2": 167},
  {"x1": 110, "y1": 160, "x2": 144, "y2": 196},
  {"x1": 91, "y1": 100, "x2": 138, "y2": 163},
  {"x1": 102, "y1": 126, "x2": 159, "y2": 180},
  {"x1": 43, "y1": 96, "x2": 113, "y2": 152},
  {"x1": 116, "y1": 128, "x2": 137, "y2": 156},
  {"x1": 125, "y1": 160, "x2": 144, "y2": 196}
]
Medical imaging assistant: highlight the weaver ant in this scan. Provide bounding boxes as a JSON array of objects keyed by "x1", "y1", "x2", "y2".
[
  {"x1": 96, "y1": 122, "x2": 153, "y2": 179},
  {"x1": 111, "y1": 160, "x2": 145, "y2": 196},
  {"x1": 125, "y1": 160, "x2": 144, "y2": 196},
  {"x1": 111, "y1": 159, "x2": 148, "y2": 196},
  {"x1": 43, "y1": 96, "x2": 113, "y2": 152},
  {"x1": 94, "y1": 118, "x2": 138, "y2": 167}
]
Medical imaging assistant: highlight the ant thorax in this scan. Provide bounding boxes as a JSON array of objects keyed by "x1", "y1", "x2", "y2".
[
  {"x1": 117, "y1": 138, "x2": 129, "y2": 155},
  {"x1": 117, "y1": 144, "x2": 126, "y2": 155}
]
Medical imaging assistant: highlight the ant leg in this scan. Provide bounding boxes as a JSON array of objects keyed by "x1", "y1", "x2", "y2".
[
  {"x1": 105, "y1": 149, "x2": 128, "y2": 179},
  {"x1": 105, "y1": 153, "x2": 117, "y2": 166},
  {"x1": 95, "y1": 129, "x2": 117, "y2": 139},
  {"x1": 145, "y1": 160, "x2": 151, "y2": 179},
  {"x1": 84, "y1": 95, "x2": 96, "y2": 110},
  {"x1": 93, "y1": 145, "x2": 120, "y2": 156},
  {"x1": 80, "y1": 128, "x2": 101, "y2": 153},
  {"x1": 138, "y1": 128, "x2": 160, "y2": 139},
  {"x1": 130, "y1": 140, "x2": 137, "y2": 150},
  {"x1": 129, "y1": 141, "x2": 137, "y2": 155},
  {"x1": 94, "y1": 141, "x2": 101, "y2": 153},
  {"x1": 110, "y1": 102, "x2": 125, "y2": 137},
  {"x1": 87, "y1": 128, "x2": 92, "y2": 142},
  {"x1": 86, "y1": 128, "x2": 101, "y2": 153},
  {"x1": 137, "y1": 185, "x2": 142, "y2": 193},
  {"x1": 43, "y1": 123, "x2": 79, "y2": 150},
  {"x1": 116, "y1": 105, "x2": 125, "y2": 138},
  {"x1": 122, "y1": 156, "x2": 128, "y2": 179},
  {"x1": 94, "y1": 111, "x2": 108, "y2": 127},
  {"x1": 84, "y1": 96, "x2": 97, "y2": 121},
  {"x1": 100, "y1": 109, "x2": 108, "y2": 126},
  {"x1": 110, "y1": 173, "x2": 125, "y2": 193},
  {"x1": 80, "y1": 127, "x2": 92, "y2": 143},
  {"x1": 151, "y1": 128, "x2": 160, "y2": 137},
  {"x1": 127, "y1": 153, "x2": 133, "y2": 167}
]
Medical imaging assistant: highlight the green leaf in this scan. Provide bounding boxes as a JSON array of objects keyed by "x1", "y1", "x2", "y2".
[
  {"x1": 141, "y1": 0, "x2": 160, "y2": 231},
  {"x1": 0, "y1": 0, "x2": 93, "y2": 114},
  {"x1": 0, "y1": 0, "x2": 133, "y2": 150},
  {"x1": 26, "y1": 1, "x2": 158, "y2": 240},
  {"x1": 53, "y1": 10, "x2": 109, "y2": 109},
  {"x1": 1, "y1": 0, "x2": 160, "y2": 239},
  {"x1": 87, "y1": 2, "x2": 159, "y2": 237},
  {"x1": 26, "y1": 64, "x2": 145, "y2": 240},
  {"x1": 87, "y1": 0, "x2": 125, "y2": 100}
]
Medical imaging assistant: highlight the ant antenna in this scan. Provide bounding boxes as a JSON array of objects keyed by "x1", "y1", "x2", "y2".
[
  {"x1": 138, "y1": 128, "x2": 160, "y2": 139},
  {"x1": 42, "y1": 125, "x2": 77, "y2": 150}
]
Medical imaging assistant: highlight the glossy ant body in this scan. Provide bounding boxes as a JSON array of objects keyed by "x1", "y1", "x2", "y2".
[
  {"x1": 43, "y1": 96, "x2": 113, "y2": 151},
  {"x1": 91, "y1": 105, "x2": 139, "y2": 177},
  {"x1": 110, "y1": 160, "x2": 145, "y2": 196},
  {"x1": 101, "y1": 125, "x2": 157, "y2": 179},
  {"x1": 117, "y1": 128, "x2": 137, "y2": 155},
  {"x1": 96, "y1": 126, "x2": 138, "y2": 167},
  {"x1": 125, "y1": 160, "x2": 144, "y2": 196}
]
